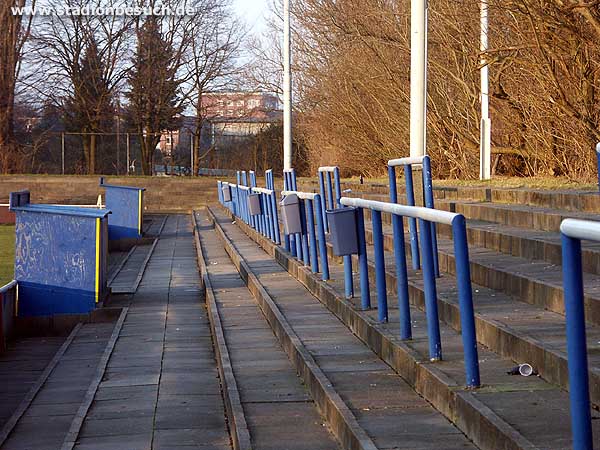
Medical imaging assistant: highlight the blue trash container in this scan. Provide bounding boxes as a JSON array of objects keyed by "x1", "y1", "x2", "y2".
[
  {"x1": 10, "y1": 191, "x2": 110, "y2": 317},
  {"x1": 100, "y1": 178, "x2": 145, "y2": 241},
  {"x1": 327, "y1": 207, "x2": 359, "y2": 256}
]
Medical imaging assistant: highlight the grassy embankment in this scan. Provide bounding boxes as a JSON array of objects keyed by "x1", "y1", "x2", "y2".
[{"x1": 0, "y1": 226, "x2": 14, "y2": 286}]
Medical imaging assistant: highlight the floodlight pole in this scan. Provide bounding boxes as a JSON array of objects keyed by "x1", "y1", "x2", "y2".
[
  {"x1": 480, "y1": 0, "x2": 491, "y2": 180},
  {"x1": 283, "y1": 0, "x2": 293, "y2": 171},
  {"x1": 410, "y1": 0, "x2": 428, "y2": 158}
]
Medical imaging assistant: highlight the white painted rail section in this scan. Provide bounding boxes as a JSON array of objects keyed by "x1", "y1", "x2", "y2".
[
  {"x1": 0, "y1": 280, "x2": 17, "y2": 294},
  {"x1": 560, "y1": 218, "x2": 600, "y2": 242},
  {"x1": 340, "y1": 197, "x2": 458, "y2": 225},
  {"x1": 387, "y1": 156, "x2": 426, "y2": 167},
  {"x1": 318, "y1": 167, "x2": 337, "y2": 172},
  {"x1": 252, "y1": 187, "x2": 275, "y2": 195},
  {"x1": 281, "y1": 190, "x2": 319, "y2": 200}
]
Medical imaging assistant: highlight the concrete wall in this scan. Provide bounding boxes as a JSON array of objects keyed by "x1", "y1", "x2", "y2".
[{"x1": 0, "y1": 176, "x2": 230, "y2": 213}]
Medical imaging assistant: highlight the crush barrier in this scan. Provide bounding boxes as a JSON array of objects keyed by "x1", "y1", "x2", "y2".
[
  {"x1": 319, "y1": 166, "x2": 353, "y2": 298},
  {"x1": 388, "y1": 155, "x2": 439, "y2": 276},
  {"x1": 560, "y1": 218, "x2": 598, "y2": 450},
  {"x1": 217, "y1": 180, "x2": 280, "y2": 245},
  {"x1": 0, "y1": 280, "x2": 17, "y2": 352},
  {"x1": 340, "y1": 197, "x2": 480, "y2": 388}
]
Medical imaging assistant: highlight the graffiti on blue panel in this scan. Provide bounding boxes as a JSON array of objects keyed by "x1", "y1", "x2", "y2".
[{"x1": 15, "y1": 211, "x2": 95, "y2": 292}]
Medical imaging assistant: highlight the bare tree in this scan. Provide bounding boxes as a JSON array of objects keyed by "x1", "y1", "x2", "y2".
[{"x1": 0, "y1": 0, "x2": 35, "y2": 173}]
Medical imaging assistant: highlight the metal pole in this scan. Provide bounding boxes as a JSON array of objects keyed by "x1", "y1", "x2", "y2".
[
  {"x1": 410, "y1": 0, "x2": 427, "y2": 158},
  {"x1": 283, "y1": 0, "x2": 293, "y2": 171},
  {"x1": 306, "y1": 199, "x2": 319, "y2": 273},
  {"x1": 452, "y1": 216, "x2": 480, "y2": 388},
  {"x1": 561, "y1": 233, "x2": 593, "y2": 450},
  {"x1": 404, "y1": 165, "x2": 421, "y2": 269},
  {"x1": 191, "y1": 134, "x2": 194, "y2": 176},
  {"x1": 480, "y1": 0, "x2": 491, "y2": 180},
  {"x1": 423, "y1": 156, "x2": 439, "y2": 277},
  {"x1": 372, "y1": 210, "x2": 388, "y2": 323},
  {"x1": 419, "y1": 219, "x2": 442, "y2": 361},
  {"x1": 356, "y1": 207, "x2": 371, "y2": 310},
  {"x1": 61, "y1": 133, "x2": 65, "y2": 175},
  {"x1": 314, "y1": 195, "x2": 329, "y2": 280},
  {"x1": 596, "y1": 143, "x2": 600, "y2": 193},
  {"x1": 126, "y1": 133, "x2": 130, "y2": 175}
]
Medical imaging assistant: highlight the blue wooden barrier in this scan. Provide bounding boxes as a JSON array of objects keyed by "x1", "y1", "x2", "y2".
[
  {"x1": 560, "y1": 218, "x2": 597, "y2": 450},
  {"x1": 10, "y1": 191, "x2": 110, "y2": 317},
  {"x1": 319, "y1": 166, "x2": 353, "y2": 299},
  {"x1": 99, "y1": 178, "x2": 145, "y2": 241},
  {"x1": 341, "y1": 196, "x2": 480, "y2": 388},
  {"x1": 388, "y1": 156, "x2": 439, "y2": 276}
]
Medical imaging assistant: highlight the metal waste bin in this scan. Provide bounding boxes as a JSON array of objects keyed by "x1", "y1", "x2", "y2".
[
  {"x1": 248, "y1": 193, "x2": 262, "y2": 216},
  {"x1": 10, "y1": 191, "x2": 110, "y2": 317},
  {"x1": 280, "y1": 194, "x2": 302, "y2": 235},
  {"x1": 327, "y1": 207, "x2": 359, "y2": 256},
  {"x1": 222, "y1": 184, "x2": 232, "y2": 202},
  {"x1": 100, "y1": 178, "x2": 145, "y2": 241}
]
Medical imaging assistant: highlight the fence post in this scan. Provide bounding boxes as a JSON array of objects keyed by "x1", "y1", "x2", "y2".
[
  {"x1": 372, "y1": 210, "x2": 388, "y2": 322},
  {"x1": 561, "y1": 233, "x2": 593, "y2": 450},
  {"x1": 452, "y1": 215, "x2": 480, "y2": 388},
  {"x1": 300, "y1": 199, "x2": 310, "y2": 266},
  {"x1": 356, "y1": 207, "x2": 371, "y2": 310},
  {"x1": 314, "y1": 195, "x2": 329, "y2": 280},
  {"x1": 423, "y1": 156, "x2": 440, "y2": 277},
  {"x1": 318, "y1": 171, "x2": 328, "y2": 232},
  {"x1": 404, "y1": 165, "x2": 421, "y2": 270},
  {"x1": 271, "y1": 192, "x2": 281, "y2": 245},
  {"x1": 306, "y1": 199, "x2": 319, "y2": 273},
  {"x1": 419, "y1": 219, "x2": 442, "y2": 361}
]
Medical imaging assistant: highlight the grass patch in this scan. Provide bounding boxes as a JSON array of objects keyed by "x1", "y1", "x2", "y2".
[{"x1": 0, "y1": 226, "x2": 15, "y2": 286}]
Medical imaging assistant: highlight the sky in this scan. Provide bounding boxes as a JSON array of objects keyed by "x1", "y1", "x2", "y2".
[{"x1": 234, "y1": 0, "x2": 269, "y2": 33}]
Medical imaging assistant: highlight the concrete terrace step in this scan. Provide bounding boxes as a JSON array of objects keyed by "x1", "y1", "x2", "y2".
[
  {"x1": 223, "y1": 203, "x2": 600, "y2": 450},
  {"x1": 0, "y1": 321, "x2": 117, "y2": 450},
  {"x1": 195, "y1": 210, "x2": 342, "y2": 450},
  {"x1": 207, "y1": 207, "x2": 482, "y2": 450},
  {"x1": 358, "y1": 220, "x2": 600, "y2": 406}
]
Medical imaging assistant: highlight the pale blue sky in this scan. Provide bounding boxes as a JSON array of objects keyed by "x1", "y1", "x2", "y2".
[{"x1": 234, "y1": 0, "x2": 269, "y2": 33}]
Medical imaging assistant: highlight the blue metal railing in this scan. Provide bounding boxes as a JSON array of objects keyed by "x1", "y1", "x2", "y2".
[
  {"x1": 217, "y1": 181, "x2": 280, "y2": 245},
  {"x1": 388, "y1": 155, "x2": 439, "y2": 276},
  {"x1": 560, "y1": 218, "x2": 597, "y2": 450},
  {"x1": 283, "y1": 169, "x2": 300, "y2": 259},
  {"x1": 281, "y1": 190, "x2": 330, "y2": 280},
  {"x1": 341, "y1": 197, "x2": 480, "y2": 388},
  {"x1": 319, "y1": 166, "x2": 353, "y2": 299},
  {"x1": 1, "y1": 280, "x2": 18, "y2": 351}
]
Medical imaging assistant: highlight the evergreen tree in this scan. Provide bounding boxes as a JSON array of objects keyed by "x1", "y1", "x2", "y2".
[{"x1": 125, "y1": 17, "x2": 183, "y2": 175}]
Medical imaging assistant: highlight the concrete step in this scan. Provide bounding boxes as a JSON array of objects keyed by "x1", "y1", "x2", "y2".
[
  {"x1": 357, "y1": 220, "x2": 600, "y2": 406},
  {"x1": 223, "y1": 203, "x2": 600, "y2": 450},
  {"x1": 194, "y1": 210, "x2": 342, "y2": 450},
  {"x1": 0, "y1": 321, "x2": 117, "y2": 450},
  {"x1": 208, "y1": 207, "x2": 482, "y2": 450}
]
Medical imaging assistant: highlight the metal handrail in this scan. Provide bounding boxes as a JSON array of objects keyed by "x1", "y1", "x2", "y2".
[
  {"x1": 318, "y1": 166, "x2": 337, "y2": 172},
  {"x1": 388, "y1": 156, "x2": 426, "y2": 167},
  {"x1": 561, "y1": 218, "x2": 600, "y2": 241},
  {"x1": 341, "y1": 197, "x2": 457, "y2": 225},
  {"x1": 281, "y1": 190, "x2": 318, "y2": 200},
  {"x1": 0, "y1": 280, "x2": 17, "y2": 295}
]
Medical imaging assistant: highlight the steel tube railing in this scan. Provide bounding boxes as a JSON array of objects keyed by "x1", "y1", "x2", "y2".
[
  {"x1": 341, "y1": 196, "x2": 480, "y2": 387},
  {"x1": 560, "y1": 218, "x2": 596, "y2": 450}
]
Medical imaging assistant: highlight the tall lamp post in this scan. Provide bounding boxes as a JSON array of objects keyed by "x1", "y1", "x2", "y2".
[
  {"x1": 410, "y1": 0, "x2": 428, "y2": 158},
  {"x1": 480, "y1": 0, "x2": 491, "y2": 180},
  {"x1": 283, "y1": 0, "x2": 293, "y2": 171}
]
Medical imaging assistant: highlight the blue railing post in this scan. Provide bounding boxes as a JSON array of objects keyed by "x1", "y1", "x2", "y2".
[
  {"x1": 372, "y1": 210, "x2": 388, "y2": 322},
  {"x1": 318, "y1": 171, "x2": 328, "y2": 232},
  {"x1": 452, "y1": 215, "x2": 480, "y2": 388},
  {"x1": 299, "y1": 199, "x2": 310, "y2": 266},
  {"x1": 596, "y1": 143, "x2": 600, "y2": 193},
  {"x1": 423, "y1": 156, "x2": 440, "y2": 277},
  {"x1": 419, "y1": 219, "x2": 442, "y2": 361},
  {"x1": 271, "y1": 192, "x2": 281, "y2": 245},
  {"x1": 561, "y1": 233, "x2": 593, "y2": 450},
  {"x1": 314, "y1": 195, "x2": 329, "y2": 280},
  {"x1": 404, "y1": 166, "x2": 421, "y2": 270},
  {"x1": 388, "y1": 165, "x2": 411, "y2": 338},
  {"x1": 356, "y1": 207, "x2": 371, "y2": 310},
  {"x1": 325, "y1": 172, "x2": 334, "y2": 224},
  {"x1": 306, "y1": 199, "x2": 319, "y2": 273}
]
